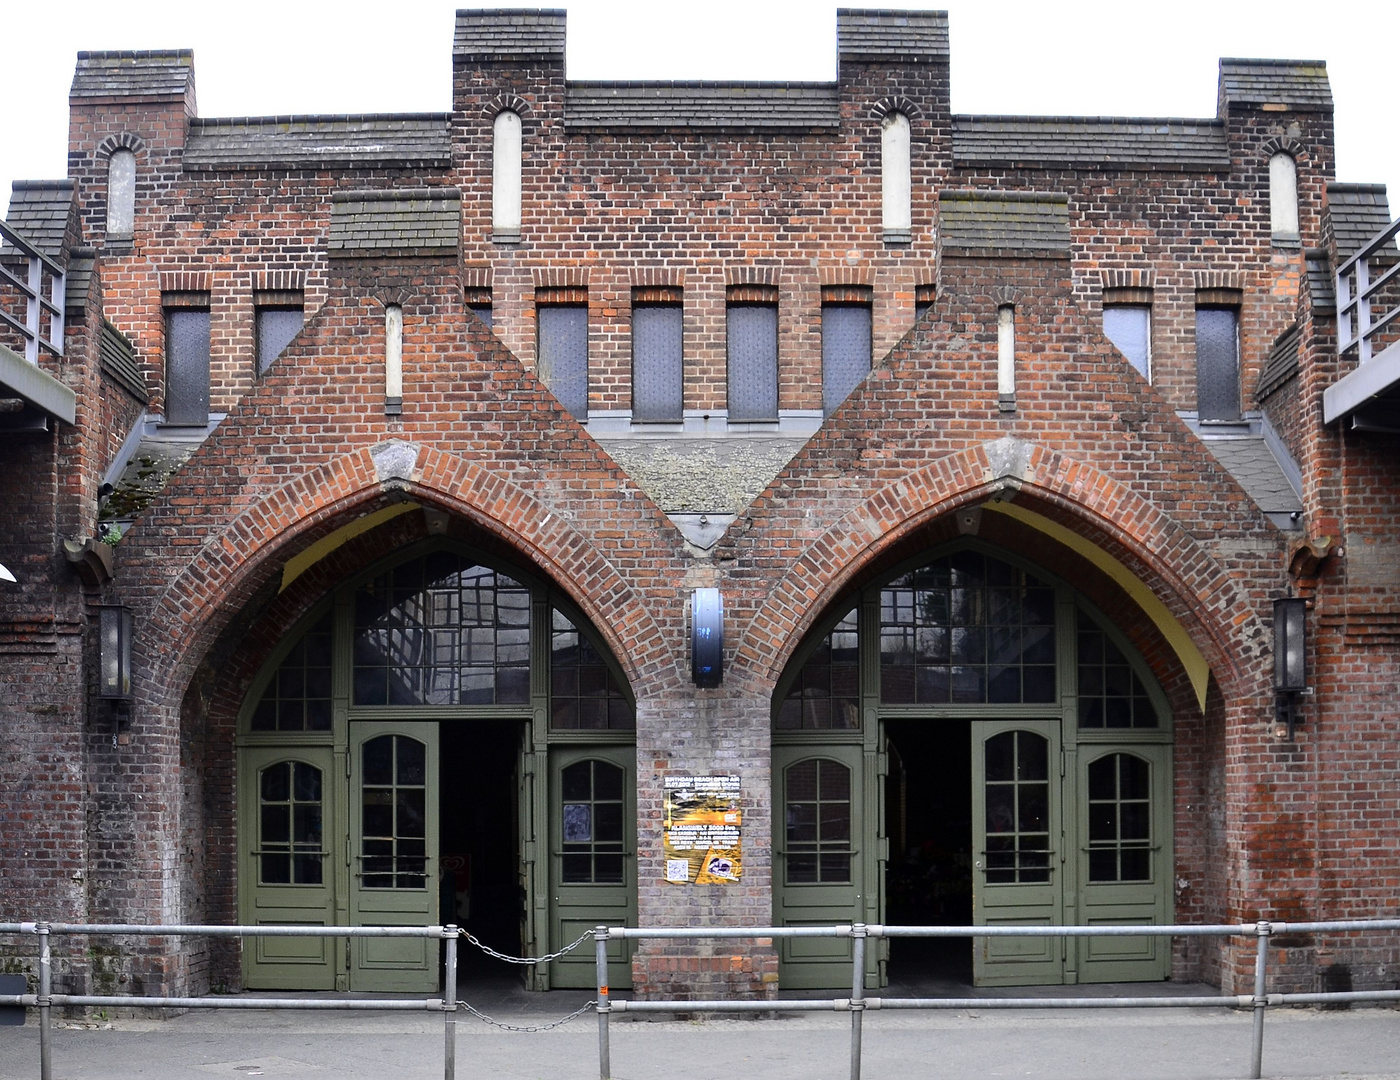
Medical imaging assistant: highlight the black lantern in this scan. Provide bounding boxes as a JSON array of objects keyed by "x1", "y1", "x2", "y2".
[
  {"x1": 98, "y1": 605, "x2": 133, "y2": 699},
  {"x1": 1272, "y1": 597, "x2": 1307, "y2": 739}
]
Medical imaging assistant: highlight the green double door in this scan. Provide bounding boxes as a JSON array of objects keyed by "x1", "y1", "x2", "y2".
[
  {"x1": 775, "y1": 719, "x2": 1171, "y2": 988},
  {"x1": 241, "y1": 721, "x2": 439, "y2": 992}
]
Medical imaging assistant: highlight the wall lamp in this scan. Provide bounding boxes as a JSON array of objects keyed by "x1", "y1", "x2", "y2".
[
  {"x1": 98, "y1": 605, "x2": 134, "y2": 700},
  {"x1": 1272, "y1": 596, "x2": 1309, "y2": 740},
  {"x1": 691, "y1": 588, "x2": 724, "y2": 689}
]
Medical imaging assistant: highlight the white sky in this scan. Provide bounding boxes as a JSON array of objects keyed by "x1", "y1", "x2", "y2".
[{"x1": 2, "y1": 1, "x2": 1397, "y2": 220}]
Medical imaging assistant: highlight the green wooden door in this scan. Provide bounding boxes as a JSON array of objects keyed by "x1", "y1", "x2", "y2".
[
  {"x1": 549, "y1": 748, "x2": 636, "y2": 989},
  {"x1": 1077, "y1": 746, "x2": 1172, "y2": 982},
  {"x1": 774, "y1": 745, "x2": 865, "y2": 989},
  {"x1": 240, "y1": 747, "x2": 337, "y2": 989},
  {"x1": 972, "y1": 720, "x2": 1064, "y2": 986},
  {"x1": 349, "y1": 721, "x2": 439, "y2": 992}
]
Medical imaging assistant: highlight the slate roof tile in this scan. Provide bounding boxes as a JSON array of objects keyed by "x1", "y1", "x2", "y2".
[
  {"x1": 1327, "y1": 183, "x2": 1395, "y2": 261},
  {"x1": 1257, "y1": 322, "x2": 1301, "y2": 401},
  {"x1": 99, "y1": 320, "x2": 147, "y2": 401},
  {"x1": 953, "y1": 116, "x2": 1229, "y2": 172},
  {"x1": 1220, "y1": 58, "x2": 1332, "y2": 111},
  {"x1": 565, "y1": 83, "x2": 841, "y2": 131},
  {"x1": 3, "y1": 181, "x2": 76, "y2": 261},
  {"x1": 71, "y1": 50, "x2": 193, "y2": 99},
  {"x1": 184, "y1": 115, "x2": 453, "y2": 171},
  {"x1": 1204, "y1": 436, "x2": 1303, "y2": 516},
  {"x1": 938, "y1": 190, "x2": 1070, "y2": 253},
  {"x1": 65, "y1": 249, "x2": 96, "y2": 317},
  {"x1": 328, "y1": 189, "x2": 462, "y2": 258},
  {"x1": 1304, "y1": 249, "x2": 1336, "y2": 315},
  {"x1": 454, "y1": 10, "x2": 566, "y2": 58},
  {"x1": 837, "y1": 9, "x2": 949, "y2": 61}
]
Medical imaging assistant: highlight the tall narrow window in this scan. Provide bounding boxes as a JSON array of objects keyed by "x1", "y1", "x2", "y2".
[
  {"x1": 464, "y1": 287, "x2": 493, "y2": 329},
  {"x1": 254, "y1": 291, "x2": 303, "y2": 375},
  {"x1": 1196, "y1": 303, "x2": 1241, "y2": 421},
  {"x1": 914, "y1": 283, "x2": 935, "y2": 323},
  {"x1": 164, "y1": 294, "x2": 210, "y2": 425},
  {"x1": 537, "y1": 289, "x2": 588, "y2": 420},
  {"x1": 1103, "y1": 287, "x2": 1152, "y2": 380},
  {"x1": 727, "y1": 285, "x2": 778, "y2": 422},
  {"x1": 561, "y1": 760, "x2": 626, "y2": 884},
  {"x1": 784, "y1": 758, "x2": 853, "y2": 884},
  {"x1": 821, "y1": 286, "x2": 872, "y2": 415},
  {"x1": 493, "y1": 110, "x2": 522, "y2": 241},
  {"x1": 1269, "y1": 152, "x2": 1299, "y2": 242},
  {"x1": 106, "y1": 148, "x2": 136, "y2": 238},
  {"x1": 384, "y1": 303, "x2": 403, "y2": 414},
  {"x1": 997, "y1": 305, "x2": 1016, "y2": 408},
  {"x1": 881, "y1": 112, "x2": 912, "y2": 242},
  {"x1": 632, "y1": 287, "x2": 683, "y2": 422}
]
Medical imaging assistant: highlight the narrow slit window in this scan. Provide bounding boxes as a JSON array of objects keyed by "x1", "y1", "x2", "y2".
[
  {"x1": 385, "y1": 303, "x2": 403, "y2": 413},
  {"x1": 106, "y1": 148, "x2": 136, "y2": 238},
  {"x1": 997, "y1": 305, "x2": 1016, "y2": 407},
  {"x1": 1269, "y1": 153, "x2": 1299, "y2": 241},
  {"x1": 493, "y1": 111, "x2": 522, "y2": 240},
  {"x1": 881, "y1": 112, "x2": 912, "y2": 242}
]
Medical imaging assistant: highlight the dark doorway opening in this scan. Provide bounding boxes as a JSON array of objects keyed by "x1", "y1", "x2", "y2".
[
  {"x1": 883, "y1": 719, "x2": 973, "y2": 984},
  {"x1": 440, "y1": 721, "x2": 524, "y2": 983}
]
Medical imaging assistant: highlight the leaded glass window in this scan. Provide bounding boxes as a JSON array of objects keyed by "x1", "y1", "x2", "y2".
[
  {"x1": 1077, "y1": 611, "x2": 1157, "y2": 729},
  {"x1": 259, "y1": 761, "x2": 324, "y2": 885},
  {"x1": 251, "y1": 612, "x2": 333, "y2": 731},
  {"x1": 983, "y1": 730, "x2": 1051, "y2": 883},
  {"x1": 551, "y1": 609, "x2": 635, "y2": 730},
  {"x1": 776, "y1": 609, "x2": 859, "y2": 730},
  {"x1": 353, "y1": 553, "x2": 531, "y2": 706},
  {"x1": 561, "y1": 760, "x2": 625, "y2": 884},
  {"x1": 360, "y1": 734, "x2": 427, "y2": 889},
  {"x1": 880, "y1": 551, "x2": 1056, "y2": 705},
  {"x1": 1087, "y1": 753, "x2": 1151, "y2": 882},
  {"x1": 784, "y1": 759, "x2": 852, "y2": 884}
]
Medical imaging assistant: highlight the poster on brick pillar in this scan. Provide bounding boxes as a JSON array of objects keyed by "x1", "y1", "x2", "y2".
[{"x1": 663, "y1": 775, "x2": 742, "y2": 884}]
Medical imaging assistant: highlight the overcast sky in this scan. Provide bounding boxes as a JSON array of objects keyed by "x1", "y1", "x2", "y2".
[{"x1": 3, "y1": 1, "x2": 1396, "y2": 221}]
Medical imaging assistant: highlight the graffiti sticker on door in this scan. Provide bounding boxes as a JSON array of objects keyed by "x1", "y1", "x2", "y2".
[{"x1": 663, "y1": 774, "x2": 742, "y2": 884}]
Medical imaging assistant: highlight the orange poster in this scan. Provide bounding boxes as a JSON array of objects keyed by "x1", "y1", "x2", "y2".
[{"x1": 662, "y1": 775, "x2": 742, "y2": 884}]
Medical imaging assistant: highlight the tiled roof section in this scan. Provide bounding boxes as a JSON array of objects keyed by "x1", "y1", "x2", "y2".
[
  {"x1": 99, "y1": 320, "x2": 147, "y2": 401},
  {"x1": 1204, "y1": 437, "x2": 1303, "y2": 517},
  {"x1": 185, "y1": 115, "x2": 453, "y2": 171},
  {"x1": 953, "y1": 116, "x2": 1229, "y2": 172},
  {"x1": 837, "y1": 9, "x2": 949, "y2": 61},
  {"x1": 1219, "y1": 58, "x2": 1331, "y2": 112},
  {"x1": 328, "y1": 188, "x2": 462, "y2": 258},
  {"x1": 71, "y1": 50, "x2": 194, "y2": 99},
  {"x1": 938, "y1": 190, "x2": 1070, "y2": 253},
  {"x1": 1327, "y1": 183, "x2": 1394, "y2": 261},
  {"x1": 99, "y1": 436, "x2": 200, "y2": 523},
  {"x1": 1305, "y1": 248, "x2": 1335, "y2": 315},
  {"x1": 453, "y1": 9, "x2": 566, "y2": 59},
  {"x1": 65, "y1": 249, "x2": 96, "y2": 317},
  {"x1": 3, "y1": 181, "x2": 77, "y2": 261},
  {"x1": 1257, "y1": 322, "x2": 1300, "y2": 401},
  {"x1": 565, "y1": 83, "x2": 841, "y2": 131}
]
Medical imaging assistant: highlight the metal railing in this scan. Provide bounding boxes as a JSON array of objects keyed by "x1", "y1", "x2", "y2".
[
  {"x1": 0, "y1": 220, "x2": 66, "y2": 364},
  {"x1": 1337, "y1": 214, "x2": 1400, "y2": 365},
  {"x1": 0, "y1": 922, "x2": 462, "y2": 1080},
  {"x1": 595, "y1": 918, "x2": 1400, "y2": 1080}
]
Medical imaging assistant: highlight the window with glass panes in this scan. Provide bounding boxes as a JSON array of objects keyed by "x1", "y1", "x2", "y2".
[{"x1": 560, "y1": 760, "x2": 626, "y2": 883}]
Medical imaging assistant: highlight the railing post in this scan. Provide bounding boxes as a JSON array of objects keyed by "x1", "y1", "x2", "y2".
[
  {"x1": 37, "y1": 922, "x2": 52, "y2": 1080},
  {"x1": 1250, "y1": 920, "x2": 1271, "y2": 1080},
  {"x1": 849, "y1": 924, "x2": 867, "y2": 1080},
  {"x1": 1357, "y1": 256, "x2": 1373, "y2": 363},
  {"x1": 442, "y1": 925, "x2": 458, "y2": 1080},
  {"x1": 595, "y1": 926, "x2": 611, "y2": 1080},
  {"x1": 26, "y1": 255, "x2": 42, "y2": 365}
]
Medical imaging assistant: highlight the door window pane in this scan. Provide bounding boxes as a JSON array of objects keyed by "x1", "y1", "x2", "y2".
[
  {"x1": 259, "y1": 761, "x2": 324, "y2": 885},
  {"x1": 784, "y1": 759, "x2": 853, "y2": 884},
  {"x1": 560, "y1": 760, "x2": 627, "y2": 884},
  {"x1": 983, "y1": 731, "x2": 1051, "y2": 884},
  {"x1": 1087, "y1": 753, "x2": 1152, "y2": 883},
  {"x1": 360, "y1": 735, "x2": 428, "y2": 890}
]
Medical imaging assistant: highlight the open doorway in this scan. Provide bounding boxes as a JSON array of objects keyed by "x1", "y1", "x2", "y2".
[
  {"x1": 883, "y1": 719, "x2": 972, "y2": 984},
  {"x1": 439, "y1": 720, "x2": 525, "y2": 983}
]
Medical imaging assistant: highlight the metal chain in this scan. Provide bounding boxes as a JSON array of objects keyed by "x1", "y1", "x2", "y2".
[
  {"x1": 457, "y1": 998, "x2": 597, "y2": 1033},
  {"x1": 461, "y1": 928, "x2": 595, "y2": 966}
]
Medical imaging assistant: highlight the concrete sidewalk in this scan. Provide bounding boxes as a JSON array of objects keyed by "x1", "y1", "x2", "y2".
[{"x1": 4, "y1": 979, "x2": 1400, "y2": 1080}]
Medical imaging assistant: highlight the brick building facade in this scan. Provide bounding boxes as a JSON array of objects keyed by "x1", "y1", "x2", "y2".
[{"x1": 2, "y1": 9, "x2": 1398, "y2": 1000}]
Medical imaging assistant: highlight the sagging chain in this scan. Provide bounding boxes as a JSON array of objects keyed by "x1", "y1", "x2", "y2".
[
  {"x1": 461, "y1": 927, "x2": 595, "y2": 966},
  {"x1": 457, "y1": 998, "x2": 598, "y2": 1033}
]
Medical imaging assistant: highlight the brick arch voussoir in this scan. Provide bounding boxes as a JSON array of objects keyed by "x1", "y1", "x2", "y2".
[
  {"x1": 735, "y1": 442, "x2": 1260, "y2": 703},
  {"x1": 141, "y1": 445, "x2": 668, "y2": 710}
]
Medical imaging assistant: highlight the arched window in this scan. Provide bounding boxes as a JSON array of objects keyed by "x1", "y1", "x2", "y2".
[
  {"x1": 881, "y1": 112, "x2": 911, "y2": 241},
  {"x1": 107, "y1": 148, "x2": 136, "y2": 237},
  {"x1": 493, "y1": 110, "x2": 522, "y2": 239},
  {"x1": 1269, "y1": 152, "x2": 1299, "y2": 240}
]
